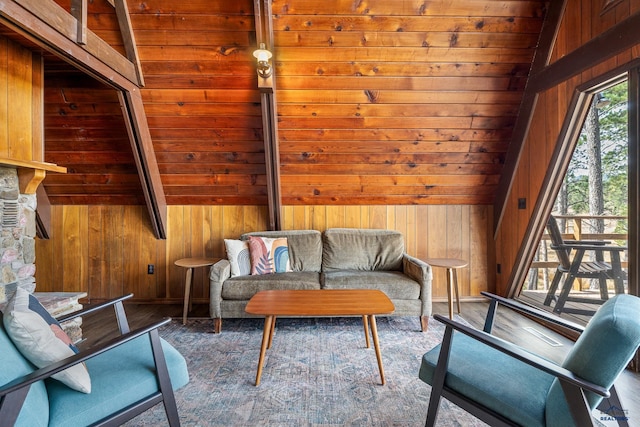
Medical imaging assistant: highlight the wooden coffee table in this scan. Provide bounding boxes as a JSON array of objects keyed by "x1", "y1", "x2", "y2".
[{"x1": 245, "y1": 289, "x2": 395, "y2": 386}]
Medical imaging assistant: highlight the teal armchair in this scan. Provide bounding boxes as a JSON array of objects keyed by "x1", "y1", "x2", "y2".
[
  {"x1": 419, "y1": 292, "x2": 640, "y2": 426},
  {"x1": 0, "y1": 294, "x2": 189, "y2": 427}
]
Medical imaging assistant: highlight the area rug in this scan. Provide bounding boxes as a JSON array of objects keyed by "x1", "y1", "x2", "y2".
[{"x1": 125, "y1": 316, "x2": 487, "y2": 426}]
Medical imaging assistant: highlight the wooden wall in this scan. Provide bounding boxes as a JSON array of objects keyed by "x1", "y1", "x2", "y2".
[
  {"x1": 37, "y1": 0, "x2": 546, "y2": 207},
  {"x1": 35, "y1": 204, "x2": 493, "y2": 304},
  {"x1": 42, "y1": 69, "x2": 145, "y2": 204},
  {"x1": 494, "y1": 0, "x2": 640, "y2": 295},
  {"x1": 271, "y1": 0, "x2": 542, "y2": 206},
  {"x1": 0, "y1": 36, "x2": 43, "y2": 162}
]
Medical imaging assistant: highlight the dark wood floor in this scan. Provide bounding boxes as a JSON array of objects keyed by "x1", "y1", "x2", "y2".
[
  {"x1": 520, "y1": 289, "x2": 614, "y2": 325},
  {"x1": 75, "y1": 300, "x2": 640, "y2": 425}
]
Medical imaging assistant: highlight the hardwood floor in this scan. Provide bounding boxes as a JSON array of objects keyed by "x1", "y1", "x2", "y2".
[{"x1": 75, "y1": 300, "x2": 640, "y2": 425}]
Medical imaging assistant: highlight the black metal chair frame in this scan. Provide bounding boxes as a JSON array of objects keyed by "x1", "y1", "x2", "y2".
[
  {"x1": 0, "y1": 294, "x2": 181, "y2": 427},
  {"x1": 544, "y1": 216, "x2": 626, "y2": 315},
  {"x1": 424, "y1": 292, "x2": 629, "y2": 427}
]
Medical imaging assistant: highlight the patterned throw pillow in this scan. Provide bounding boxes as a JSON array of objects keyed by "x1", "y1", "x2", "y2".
[
  {"x1": 224, "y1": 239, "x2": 251, "y2": 277},
  {"x1": 247, "y1": 236, "x2": 292, "y2": 275},
  {"x1": 2, "y1": 287, "x2": 91, "y2": 393}
]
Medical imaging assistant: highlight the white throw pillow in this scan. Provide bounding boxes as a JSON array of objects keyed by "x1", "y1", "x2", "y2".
[
  {"x1": 3, "y1": 287, "x2": 91, "y2": 393},
  {"x1": 224, "y1": 239, "x2": 251, "y2": 277}
]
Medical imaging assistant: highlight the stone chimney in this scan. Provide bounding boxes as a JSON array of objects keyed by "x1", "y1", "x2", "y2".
[{"x1": 0, "y1": 167, "x2": 37, "y2": 304}]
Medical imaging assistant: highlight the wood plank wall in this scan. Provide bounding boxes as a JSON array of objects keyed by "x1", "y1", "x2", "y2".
[
  {"x1": 0, "y1": 37, "x2": 43, "y2": 162},
  {"x1": 39, "y1": 0, "x2": 545, "y2": 207},
  {"x1": 494, "y1": 0, "x2": 640, "y2": 295},
  {"x1": 35, "y1": 204, "x2": 494, "y2": 304},
  {"x1": 272, "y1": 0, "x2": 542, "y2": 206},
  {"x1": 42, "y1": 69, "x2": 146, "y2": 205}
]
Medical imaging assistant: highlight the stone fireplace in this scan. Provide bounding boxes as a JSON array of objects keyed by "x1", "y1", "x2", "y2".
[
  {"x1": 0, "y1": 166, "x2": 37, "y2": 305},
  {"x1": 0, "y1": 166, "x2": 83, "y2": 340}
]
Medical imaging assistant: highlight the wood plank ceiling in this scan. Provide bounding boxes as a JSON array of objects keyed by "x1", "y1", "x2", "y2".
[{"x1": 37, "y1": 0, "x2": 546, "y2": 206}]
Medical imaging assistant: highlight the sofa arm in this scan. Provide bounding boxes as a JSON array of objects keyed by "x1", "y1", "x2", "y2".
[
  {"x1": 403, "y1": 254, "x2": 433, "y2": 317},
  {"x1": 209, "y1": 259, "x2": 231, "y2": 319}
]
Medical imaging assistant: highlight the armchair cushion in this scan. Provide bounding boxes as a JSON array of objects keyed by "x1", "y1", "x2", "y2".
[
  {"x1": 420, "y1": 332, "x2": 554, "y2": 427},
  {"x1": 545, "y1": 294, "x2": 640, "y2": 427},
  {"x1": 0, "y1": 320, "x2": 49, "y2": 427},
  {"x1": 46, "y1": 335, "x2": 188, "y2": 427},
  {"x1": 3, "y1": 288, "x2": 91, "y2": 393}
]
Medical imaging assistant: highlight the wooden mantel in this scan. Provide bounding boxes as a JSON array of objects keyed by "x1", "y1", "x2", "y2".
[{"x1": 0, "y1": 157, "x2": 66, "y2": 194}]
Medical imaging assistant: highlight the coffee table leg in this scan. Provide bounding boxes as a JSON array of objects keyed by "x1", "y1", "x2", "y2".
[
  {"x1": 369, "y1": 315, "x2": 385, "y2": 385},
  {"x1": 268, "y1": 316, "x2": 276, "y2": 349},
  {"x1": 362, "y1": 315, "x2": 371, "y2": 348},
  {"x1": 255, "y1": 315, "x2": 274, "y2": 386}
]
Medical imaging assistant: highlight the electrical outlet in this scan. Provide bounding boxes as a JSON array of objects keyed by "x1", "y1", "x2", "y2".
[
  {"x1": 518, "y1": 198, "x2": 526, "y2": 209},
  {"x1": 147, "y1": 264, "x2": 154, "y2": 274}
]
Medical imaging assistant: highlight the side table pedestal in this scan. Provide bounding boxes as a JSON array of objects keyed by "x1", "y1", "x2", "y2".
[
  {"x1": 174, "y1": 258, "x2": 218, "y2": 325},
  {"x1": 424, "y1": 258, "x2": 468, "y2": 319}
]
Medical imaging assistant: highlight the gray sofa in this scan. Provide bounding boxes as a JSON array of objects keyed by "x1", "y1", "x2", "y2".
[{"x1": 209, "y1": 228, "x2": 432, "y2": 333}]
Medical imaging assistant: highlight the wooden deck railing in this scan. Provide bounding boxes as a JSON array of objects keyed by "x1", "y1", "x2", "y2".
[
  {"x1": 552, "y1": 214, "x2": 628, "y2": 241},
  {"x1": 529, "y1": 215, "x2": 628, "y2": 277}
]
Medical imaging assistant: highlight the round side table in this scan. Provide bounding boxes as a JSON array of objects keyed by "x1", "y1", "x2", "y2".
[
  {"x1": 175, "y1": 257, "x2": 219, "y2": 325},
  {"x1": 424, "y1": 258, "x2": 468, "y2": 319}
]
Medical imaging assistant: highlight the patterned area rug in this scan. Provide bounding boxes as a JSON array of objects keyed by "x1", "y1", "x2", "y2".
[{"x1": 125, "y1": 316, "x2": 487, "y2": 427}]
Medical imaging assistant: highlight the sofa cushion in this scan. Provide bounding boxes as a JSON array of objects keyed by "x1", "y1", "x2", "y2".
[
  {"x1": 224, "y1": 239, "x2": 251, "y2": 277},
  {"x1": 322, "y1": 270, "x2": 420, "y2": 299},
  {"x1": 222, "y1": 272, "x2": 321, "y2": 300},
  {"x1": 3, "y1": 287, "x2": 91, "y2": 393},
  {"x1": 322, "y1": 228, "x2": 404, "y2": 272},
  {"x1": 46, "y1": 335, "x2": 189, "y2": 427},
  {"x1": 242, "y1": 230, "x2": 322, "y2": 272},
  {"x1": 247, "y1": 236, "x2": 292, "y2": 275},
  {"x1": 0, "y1": 320, "x2": 49, "y2": 427}
]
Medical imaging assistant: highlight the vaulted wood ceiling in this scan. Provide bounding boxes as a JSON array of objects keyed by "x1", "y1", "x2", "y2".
[{"x1": 6, "y1": 1, "x2": 548, "y2": 207}]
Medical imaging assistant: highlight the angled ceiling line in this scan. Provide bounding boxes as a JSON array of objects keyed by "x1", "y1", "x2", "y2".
[{"x1": 0, "y1": 0, "x2": 168, "y2": 238}]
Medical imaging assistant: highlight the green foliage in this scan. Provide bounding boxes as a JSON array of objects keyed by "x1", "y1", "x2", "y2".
[{"x1": 563, "y1": 81, "x2": 628, "y2": 216}]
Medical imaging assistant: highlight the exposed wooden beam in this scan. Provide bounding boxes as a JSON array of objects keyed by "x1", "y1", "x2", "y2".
[
  {"x1": 254, "y1": 0, "x2": 282, "y2": 230},
  {"x1": 493, "y1": 0, "x2": 567, "y2": 234},
  {"x1": 6, "y1": 0, "x2": 138, "y2": 85},
  {"x1": 113, "y1": 0, "x2": 145, "y2": 86},
  {"x1": 0, "y1": 0, "x2": 167, "y2": 238},
  {"x1": 69, "y1": 0, "x2": 87, "y2": 45},
  {"x1": 528, "y1": 10, "x2": 640, "y2": 94},
  {"x1": 119, "y1": 90, "x2": 168, "y2": 239}
]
